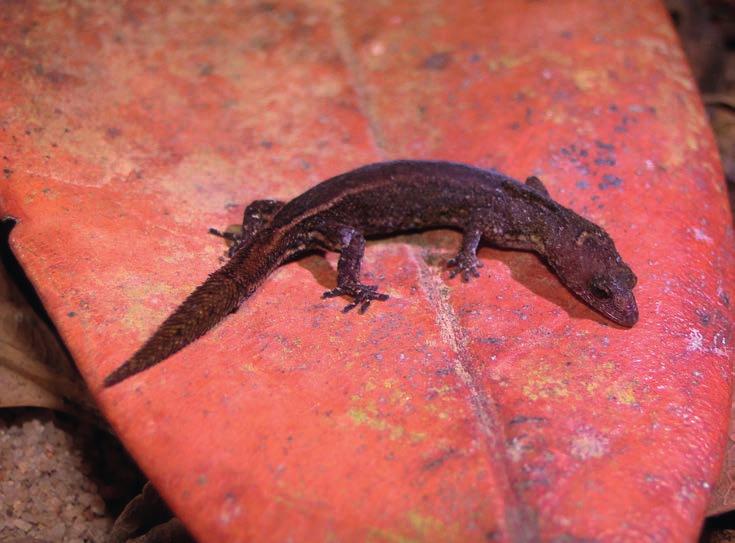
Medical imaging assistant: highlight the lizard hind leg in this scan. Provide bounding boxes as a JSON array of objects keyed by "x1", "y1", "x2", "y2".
[
  {"x1": 316, "y1": 224, "x2": 389, "y2": 314},
  {"x1": 447, "y1": 226, "x2": 484, "y2": 282},
  {"x1": 210, "y1": 199, "x2": 286, "y2": 257}
]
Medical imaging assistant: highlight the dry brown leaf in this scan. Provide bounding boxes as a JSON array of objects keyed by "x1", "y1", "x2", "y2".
[
  {"x1": 0, "y1": 261, "x2": 94, "y2": 413},
  {"x1": 109, "y1": 482, "x2": 194, "y2": 543},
  {"x1": 708, "y1": 392, "x2": 735, "y2": 516},
  {"x1": 705, "y1": 99, "x2": 735, "y2": 187}
]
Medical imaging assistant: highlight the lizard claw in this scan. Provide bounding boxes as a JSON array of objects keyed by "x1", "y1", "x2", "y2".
[
  {"x1": 209, "y1": 228, "x2": 245, "y2": 258},
  {"x1": 322, "y1": 283, "x2": 389, "y2": 313},
  {"x1": 447, "y1": 253, "x2": 483, "y2": 282}
]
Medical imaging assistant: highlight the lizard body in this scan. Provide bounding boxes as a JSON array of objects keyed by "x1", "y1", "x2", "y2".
[{"x1": 103, "y1": 160, "x2": 637, "y2": 387}]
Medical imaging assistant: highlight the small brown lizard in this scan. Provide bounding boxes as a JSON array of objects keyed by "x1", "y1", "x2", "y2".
[{"x1": 104, "y1": 160, "x2": 638, "y2": 387}]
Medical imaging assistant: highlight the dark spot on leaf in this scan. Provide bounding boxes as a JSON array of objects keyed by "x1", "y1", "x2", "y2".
[
  {"x1": 3, "y1": 168, "x2": 12, "y2": 179},
  {"x1": 421, "y1": 52, "x2": 452, "y2": 70},
  {"x1": 41, "y1": 68, "x2": 81, "y2": 87},
  {"x1": 595, "y1": 140, "x2": 615, "y2": 151},
  {"x1": 509, "y1": 415, "x2": 547, "y2": 425},
  {"x1": 696, "y1": 308, "x2": 711, "y2": 326},
  {"x1": 106, "y1": 127, "x2": 122, "y2": 138},
  {"x1": 422, "y1": 448, "x2": 457, "y2": 470},
  {"x1": 598, "y1": 174, "x2": 622, "y2": 189},
  {"x1": 551, "y1": 535, "x2": 600, "y2": 543},
  {"x1": 594, "y1": 157, "x2": 616, "y2": 166}
]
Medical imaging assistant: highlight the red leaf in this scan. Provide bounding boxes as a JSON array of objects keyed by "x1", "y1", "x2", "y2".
[{"x1": 1, "y1": 1, "x2": 732, "y2": 541}]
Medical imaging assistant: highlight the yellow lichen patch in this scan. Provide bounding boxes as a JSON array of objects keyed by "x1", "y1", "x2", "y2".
[
  {"x1": 347, "y1": 396, "x2": 426, "y2": 443},
  {"x1": 383, "y1": 378, "x2": 398, "y2": 389},
  {"x1": 366, "y1": 510, "x2": 459, "y2": 543},
  {"x1": 585, "y1": 380, "x2": 600, "y2": 394},
  {"x1": 384, "y1": 380, "x2": 412, "y2": 408},
  {"x1": 522, "y1": 362, "x2": 570, "y2": 401},
  {"x1": 120, "y1": 301, "x2": 157, "y2": 336},
  {"x1": 520, "y1": 357, "x2": 634, "y2": 404},
  {"x1": 240, "y1": 362, "x2": 260, "y2": 374},
  {"x1": 570, "y1": 358, "x2": 637, "y2": 406},
  {"x1": 422, "y1": 402, "x2": 450, "y2": 421},
  {"x1": 118, "y1": 281, "x2": 178, "y2": 335},
  {"x1": 486, "y1": 55, "x2": 524, "y2": 72},
  {"x1": 572, "y1": 69, "x2": 607, "y2": 92},
  {"x1": 408, "y1": 511, "x2": 452, "y2": 538},
  {"x1": 600, "y1": 360, "x2": 616, "y2": 371},
  {"x1": 605, "y1": 380, "x2": 637, "y2": 406},
  {"x1": 348, "y1": 408, "x2": 405, "y2": 441},
  {"x1": 487, "y1": 49, "x2": 574, "y2": 75},
  {"x1": 366, "y1": 527, "x2": 416, "y2": 543},
  {"x1": 428, "y1": 384, "x2": 453, "y2": 396}
]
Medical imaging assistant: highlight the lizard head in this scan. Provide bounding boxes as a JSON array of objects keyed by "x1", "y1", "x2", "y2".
[{"x1": 548, "y1": 224, "x2": 638, "y2": 327}]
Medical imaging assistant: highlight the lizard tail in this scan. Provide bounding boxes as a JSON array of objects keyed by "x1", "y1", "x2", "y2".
[{"x1": 103, "y1": 253, "x2": 265, "y2": 387}]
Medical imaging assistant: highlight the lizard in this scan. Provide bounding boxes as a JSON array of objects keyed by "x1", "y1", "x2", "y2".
[{"x1": 103, "y1": 160, "x2": 638, "y2": 387}]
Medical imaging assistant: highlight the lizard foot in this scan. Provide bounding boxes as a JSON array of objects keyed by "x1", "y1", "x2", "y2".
[
  {"x1": 209, "y1": 228, "x2": 245, "y2": 258},
  {"x1": 447, "y1": 253, "x2": 483, "y2": 282},
  {"x1": 322, "y1": 283, "x2": 389, "y2": 314}
]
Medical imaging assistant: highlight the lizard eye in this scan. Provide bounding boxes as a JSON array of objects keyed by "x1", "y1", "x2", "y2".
[{"x1": 589, "y1": 276, "x2": 612, "y2": 299}]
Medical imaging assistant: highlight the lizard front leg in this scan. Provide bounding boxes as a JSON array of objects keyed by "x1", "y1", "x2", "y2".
[
  {"x1": 447, "y1": 225, "x2": 484, "y2": 281},
  {"x1": 316, "y1": 224, "x2": 389, "y2": 313},
  {"x1": 210, "y1": 199, "x2": 285, "y2": 257}
]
